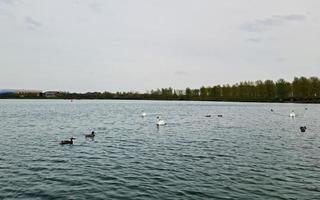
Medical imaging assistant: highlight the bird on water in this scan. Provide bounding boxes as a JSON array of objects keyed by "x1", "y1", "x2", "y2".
[
  {"x1": 300, "y1": 126, "x2": 307, "y2": 133},
  {"x1": 141, "y1": 111, "x2": 147, "y2": 117},
  {"x1": 289, "y1": 111, "x2": 296, "y2": 118},
  {"x1": 156, "y1": 116, "x2": 167, "y2": 126},
  {"x1": 85, "y1": 131, "x2": 95, "y2": 138},
  {"x1": 60, "y1": 137, "x2": 75, "y2": 145}
]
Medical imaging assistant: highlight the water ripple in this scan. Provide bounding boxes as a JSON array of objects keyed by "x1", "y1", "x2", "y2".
[{"x1": 0, "y1": 100, "x2": 320, "y2": 199}]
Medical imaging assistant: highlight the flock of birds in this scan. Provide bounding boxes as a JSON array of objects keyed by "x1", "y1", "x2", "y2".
[
  {"x1": 60, "y1": 131, "x2": 95, "y2": 145},
  {"x1": 59, "y1": 108, "x2": 308, "y2": 145},
  {"x1": 59, "y1": 112, "x2": 167, "y2": 145},
  {"x1": 272, "y1": 108, "x2": 309, "y2": 133}
]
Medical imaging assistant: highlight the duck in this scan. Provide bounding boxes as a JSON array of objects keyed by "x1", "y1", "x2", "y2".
[
  {"x1": 85, "y1": 131, "x2": 95, "y2": 138},
  {"x1": 205, "y1": 115, "x2": 211, "y2": 118},
  {"x1": 217, "y1": 115, "x2": 223, "y2": 118},
  {"x1": 60, "y1": 137, "x2": 75, "y2": 145},
  {"x1": 156, "y1": 116, "x2": 167, "y2": 126},
  {"x1": 300, "y1": 126, "x2": 307, "y2": 133},
  {"x1": 289, "y1": 111, "x2": 296, "y2": 118}
]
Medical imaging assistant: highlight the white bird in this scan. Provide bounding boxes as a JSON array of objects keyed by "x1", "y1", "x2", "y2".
[
  {"x1": 289, "y1": 111, "x2": 296, "y2": 118},
  {"x1": 141, "y1": 111, "x2": 147, "y2": 117},
  {"x1": 156, "y1": 116, "x2": 166, "y2": 126}
]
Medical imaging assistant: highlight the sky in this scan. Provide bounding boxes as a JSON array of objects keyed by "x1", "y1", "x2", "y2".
[{"x1": 0, "y1": 0, "x2": 319, "y2": 92}]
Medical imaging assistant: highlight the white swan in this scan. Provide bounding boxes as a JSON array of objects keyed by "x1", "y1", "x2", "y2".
[
  {"x1": 156, "y1": 116, "x2": 166, "y2": 126},
  {"x1": 289, "y1": 111, "x2": 296, "y2": 118}
]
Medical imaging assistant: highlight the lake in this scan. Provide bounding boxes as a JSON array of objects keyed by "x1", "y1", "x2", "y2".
[{"x1": 0, "y1": 100, "x2": 319, "y2": 199}]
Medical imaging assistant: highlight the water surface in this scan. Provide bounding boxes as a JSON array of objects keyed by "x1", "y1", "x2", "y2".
[{"x1": 0, "y1": 100, "x2": 319, "y2": 199}]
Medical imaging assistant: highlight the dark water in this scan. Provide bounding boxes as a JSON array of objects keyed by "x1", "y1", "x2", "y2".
[{"x1": 0, "y1": 100, "x2": 319, "y2": 200}]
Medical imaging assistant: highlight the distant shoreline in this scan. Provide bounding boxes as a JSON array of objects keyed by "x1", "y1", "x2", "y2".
[
  {"x1": 0, "y1": 98, "x2": 319, "y2": 104},
  {"x1": 1, "y1": 76, "x2": 320, "y2": 103}
]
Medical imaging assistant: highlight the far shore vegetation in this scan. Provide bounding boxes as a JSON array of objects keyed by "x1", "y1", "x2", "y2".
[{"x1": 1, "y1": 76, "x2": 320, "y2": 103}]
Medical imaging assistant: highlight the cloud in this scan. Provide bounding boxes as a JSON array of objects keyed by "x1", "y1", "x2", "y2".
[
  {"x1": 25, "y1": 16, "x2": 42, "y2": 29},
  {"x1": 275, "y1": 57, "x2": 286, "y2": 63},
  {"x1": 246, "y1": 38, "x2": 262, "y2": 43},
  {"x1": 0, "y1": 0, "x2": 20, "y2": 17},
  {"x1": 88, "y1": 2, "x2": 103, "y2": 13},
  {"x1": 275, "y1": 14, "x2": 306, "y2": 21},
  {"x1": 174, "y1": 71, "x2": 190, "y2": 76},
  {"x1": 241, "y1": 14, "x2": 306, "y2": 32},
  {"x1": 0, "y1": 0, "x2": 12, "y2": 5},
  {"x1": 0, "y1": 0, "x2": 21, "y2": 8}
]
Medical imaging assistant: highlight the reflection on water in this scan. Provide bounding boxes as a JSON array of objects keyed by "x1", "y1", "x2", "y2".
[{"x1": 0, "y1": 100, "x2": 319, "y2": 199}]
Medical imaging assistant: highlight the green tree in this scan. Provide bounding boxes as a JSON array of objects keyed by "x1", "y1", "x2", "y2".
[
  {"x1": 292, "y1": 77, "x2": 310, "y2": 99},
  {"x1": 200, "y1": 86, "x2": 208, "y2": 100},
  {"x1": 309, "y1": 77, "x2": 320, "y2": 98},
  {"x1": 276, "y1": 79, "x2": 292, "y2": 100},
  {"x1": 264, "y1": 80, "x2": 276, "y2": 100},
  {"x1": 186, "y1": 88, "x2": 192, "y2": 99}
]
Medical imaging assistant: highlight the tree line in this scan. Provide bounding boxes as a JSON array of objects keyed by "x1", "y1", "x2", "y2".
[
  {"x1": 1, "y1": 76, "x2": 320, "y2": 103},
  {"x1": 144, "y1": 76, "x2": 320, "y2": 102}
]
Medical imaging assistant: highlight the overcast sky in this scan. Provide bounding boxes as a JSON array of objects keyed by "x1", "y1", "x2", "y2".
[{"x1": 0, "y1": 0, "x2": 319, "y2": 92}]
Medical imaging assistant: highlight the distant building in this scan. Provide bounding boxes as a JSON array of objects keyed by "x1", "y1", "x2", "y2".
[{"x1": 43, "y1": 91, "x2": 60, "y2": 98}]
